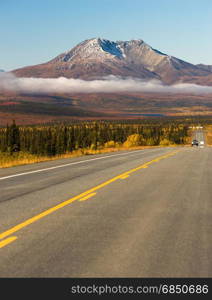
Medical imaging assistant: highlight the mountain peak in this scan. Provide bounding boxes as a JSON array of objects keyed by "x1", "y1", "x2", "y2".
[
  {"x1": 59, "y1": 37, "x2": 162, "y2": 63},
  {"x1": 55, "y1": 38, "x2": 127, "y2": 63}
]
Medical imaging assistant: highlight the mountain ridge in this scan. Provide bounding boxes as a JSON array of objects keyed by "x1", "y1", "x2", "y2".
[{"x1": 196, "y1": 64, "x2": 212, "y2": 73}]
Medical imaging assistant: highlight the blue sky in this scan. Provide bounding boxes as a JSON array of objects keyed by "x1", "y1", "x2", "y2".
[{"x1": 1, "y1": 0, "x2": 212, "y2": 70}]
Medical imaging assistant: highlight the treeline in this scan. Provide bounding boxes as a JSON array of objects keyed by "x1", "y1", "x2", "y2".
[{"x1": 0, "y1": 121, "x2": 188, "y2": 156}]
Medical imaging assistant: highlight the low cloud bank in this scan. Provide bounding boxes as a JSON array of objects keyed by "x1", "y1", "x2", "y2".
[{"x1": 1, "y1": 73, "x2": 212, "y2": 94}]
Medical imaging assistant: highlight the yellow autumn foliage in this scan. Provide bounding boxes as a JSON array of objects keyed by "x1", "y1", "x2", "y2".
[
  {"x1": 159, "y1": 138, "x2": 173, "y2": 146},
  {"x1": 104, "y1": 140, "x2": 119, "y2": 148},
  {"x1": 123, "y1": 134, "x2": 144, "y2": 148}
]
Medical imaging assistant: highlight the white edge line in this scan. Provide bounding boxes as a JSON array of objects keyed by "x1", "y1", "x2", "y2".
[{"x1": 0, "y1": 148, "x2": 169, "y2": 181}]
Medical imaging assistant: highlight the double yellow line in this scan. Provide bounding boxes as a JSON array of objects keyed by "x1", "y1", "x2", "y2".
[{"x1": 0, "y1": 150, "x2": 179, "y2": 248}]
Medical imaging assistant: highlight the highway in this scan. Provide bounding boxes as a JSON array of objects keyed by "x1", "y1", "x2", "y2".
[
  {"x1": 0, "y1": 141, "x2": 211, "y2": 277},
  {"x1": 193, "y1": 129, "x2": 206, "y2": 146}
]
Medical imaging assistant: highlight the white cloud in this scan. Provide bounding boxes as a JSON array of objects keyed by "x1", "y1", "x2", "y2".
[{"x1": 0, "y1": 73, "x2": 212, "y2": 94}]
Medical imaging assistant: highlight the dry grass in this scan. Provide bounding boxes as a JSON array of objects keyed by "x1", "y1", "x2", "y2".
[{"x1": 0, "y1": 145, "x2": 167, "y2": 168}]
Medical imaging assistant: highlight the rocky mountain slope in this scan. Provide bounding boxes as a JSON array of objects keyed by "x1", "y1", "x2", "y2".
[{"x1": 196, "y1": 64, "x2": 212, "y2": 73}]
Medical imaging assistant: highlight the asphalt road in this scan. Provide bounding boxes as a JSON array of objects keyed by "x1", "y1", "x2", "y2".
[
  {"x1": 0, "y1": 141, "x2": 211, "y2": 277},
  {"x1": 193, "y1": 129, "x2": 205, "y2": 145}
]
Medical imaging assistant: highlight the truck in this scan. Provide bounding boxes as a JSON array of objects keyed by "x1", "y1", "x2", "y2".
[{"x1": 191, "y1": 139, "x2": 199, "y2": 146}]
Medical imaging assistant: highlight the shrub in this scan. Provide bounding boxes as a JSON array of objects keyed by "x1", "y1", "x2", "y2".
[
  {"x1": 159, "y1": 138, "x2": 172, "y2": 146},
  {"x1": 104, "y1": 140, "x2": 118, "y2": 148},
  {"x1": 123, "y1": 134, "x2": 145, "y2": 148}
]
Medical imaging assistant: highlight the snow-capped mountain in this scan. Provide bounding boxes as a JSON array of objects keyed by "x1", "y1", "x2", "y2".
[{"x1": 13, "y1": 38, "x2": 212, "y2": 84}]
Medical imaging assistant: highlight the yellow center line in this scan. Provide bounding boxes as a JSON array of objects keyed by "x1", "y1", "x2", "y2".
[
  {"x1": 152, "y1": 159, "x2": 160, "y2": 162},
  {"x1": 0, "y1": 236, "x2": 17, "y2": 249},
  {"x1": 79, "y1": 193, "x2": 96, "y2": 202},
  {"x1": 120, "y1": 175, "x2": 130, "y2": 179},
  {"x1": 0, "y1": 150, "x2": 180, "y2": 241}
]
